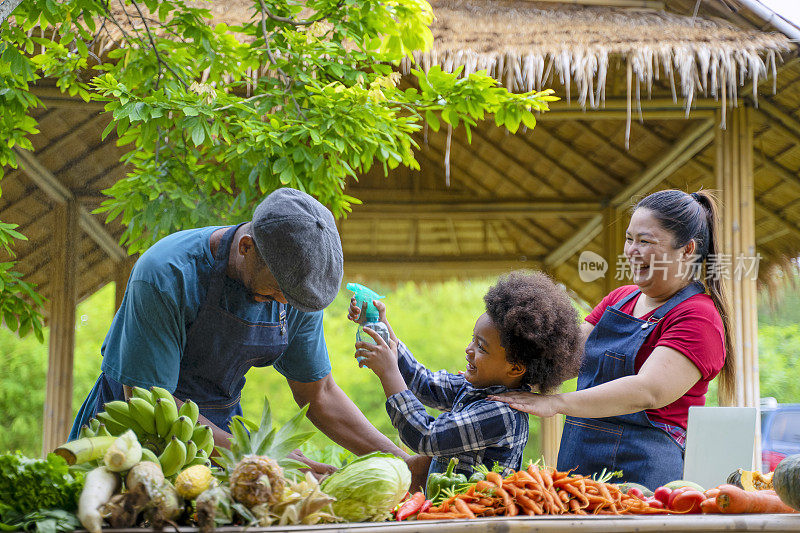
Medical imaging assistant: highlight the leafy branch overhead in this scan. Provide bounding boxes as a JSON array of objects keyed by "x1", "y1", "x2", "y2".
[{"x1": 0, "y1": 0, "x2": 556, "y2": 334}]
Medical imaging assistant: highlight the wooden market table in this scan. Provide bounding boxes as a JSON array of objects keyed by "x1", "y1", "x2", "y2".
[{"x1": 97, "y1": 514, "x2": 800, "y2": 533}]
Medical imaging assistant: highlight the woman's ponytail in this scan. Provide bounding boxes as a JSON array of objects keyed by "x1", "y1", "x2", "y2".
[{"x1": 692, "y1": 190, "x2": 736, "y2": 406}]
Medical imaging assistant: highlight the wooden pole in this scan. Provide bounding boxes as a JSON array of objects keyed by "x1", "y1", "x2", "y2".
[
  {"x1": 42, "y1": 200, "x2": 79, "y2": 456},
  {"x1": 114, "y1": 259, "x2": 133, "y2": 312},
  {"x1": 541, "y1": 416, "x2": 563, "y2": 468},
  {"x1": 715, "y1": 106, "x2": 760, "y2": 468},
  {"x1": 602, "y1": 206, "x2": 626, "y2": 295}
]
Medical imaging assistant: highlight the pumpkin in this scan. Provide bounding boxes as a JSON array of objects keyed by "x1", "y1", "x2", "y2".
[
  {"x1": 727, "y1": 468, "x2": 743, "y2": 488},
  {"x1": 773, "y1": 454, "x2": 800, "y2": 511},
  {"x1": 726, "y1": 468, "x2": 773, "y2": 491}
]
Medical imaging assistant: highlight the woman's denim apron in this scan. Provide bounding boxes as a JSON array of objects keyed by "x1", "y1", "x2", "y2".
[
  {"x1": 70, "y1": 223, "x2": 288, "y2": 438},
  {"x1": 556, "y1": 281, "x2": 704, "y2": 490}
]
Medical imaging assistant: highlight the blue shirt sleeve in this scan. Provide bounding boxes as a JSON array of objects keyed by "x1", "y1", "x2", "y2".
[
  {"x1": 100, "y1": 280, "x2": 184, "y2": 391},
  {"x1": 386, "y1": 390, "x2": 522, "y2": 456},
  {"x1": 272, "y1": 308, "x2": 331, "y2": 383},
  {"x1": 396, "y1": 341, "x2": 464, "y2": 410}
]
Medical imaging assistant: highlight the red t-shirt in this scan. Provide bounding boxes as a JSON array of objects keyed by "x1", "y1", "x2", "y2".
[{"x1": 584, "y1": 285, "x2": 726, "y2": 429}]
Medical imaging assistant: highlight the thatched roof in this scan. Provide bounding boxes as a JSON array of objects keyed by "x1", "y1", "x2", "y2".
[
  {"x1": 3, "y1": 0, "x2": 800, "y2": 312},
  {"x1": 406, "y1": 0, "x2": 792, "y2": 131}
]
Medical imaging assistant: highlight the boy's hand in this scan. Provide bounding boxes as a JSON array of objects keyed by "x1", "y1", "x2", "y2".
[
  {"x1": 355, "y1": 326, "x2": 399, "y2": 378},
  {"x1": 348, "y1": 298, "x2": 398, "y2": 344}
]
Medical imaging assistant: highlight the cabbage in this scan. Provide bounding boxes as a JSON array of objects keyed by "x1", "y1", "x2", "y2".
[{"x1": 320, "y1": 452, "x2": 410, "y2": 522}]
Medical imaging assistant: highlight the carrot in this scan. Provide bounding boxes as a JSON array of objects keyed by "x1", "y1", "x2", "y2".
[
  {"x1": 700, "y1": 498, "x2": 721, "y2": 514},
  {"x1": 517, "y1": 493, "x2": 543, "y2": 515},
  {"x1": 417, "y1": 512, "x2": 468, "y2": 520},
  {"x1": 453, "y1": 498, "x2": 476, "y2": 519},
  {"x1": 477, "y1": 497, "x2": 493, "y2": 506},
  {"x1": 539, "y1": 467, "x2": 555, "y2": 490},
  {"x1": 554, "y1": 475, "x2": 585, "y2": 488},
  {"x1": 553, "y1": 470, "x2": 568, "y2": 481},
  {"x1": 715, "y1": 485, "x2": 798, "y2": 514},
  {"x1": 594, "y1": 480, "x2": 619, "y2": 514},
  {"x1": 503, "y1": 483, "x2": 522, "y2": 497},
  {"x1": 466, "y1": 502, "x2": 487, "y2": 514},
  {"x1": 486, "y1": 472, "x2": 504, "y2": 487},
  {"x1": 474, "y1": 480, "x2": 495, "y2": 493},
  {"x1": 560, "y1": 481, "x2": 590, "y2": 508}
]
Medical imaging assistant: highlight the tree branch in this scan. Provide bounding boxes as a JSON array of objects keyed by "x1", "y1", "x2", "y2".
[{"x1": 129, "y1": 0, "x2": 189, "y2": 88}]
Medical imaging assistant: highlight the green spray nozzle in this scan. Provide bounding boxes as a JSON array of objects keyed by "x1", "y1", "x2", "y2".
[{"x1": 346, "y1": 283, "x2": 384, "y2": 322}]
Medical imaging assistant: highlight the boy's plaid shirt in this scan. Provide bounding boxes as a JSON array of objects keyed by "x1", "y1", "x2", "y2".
[{"x1": 385, "y1": 341, "x2": 529, "y2": 474}]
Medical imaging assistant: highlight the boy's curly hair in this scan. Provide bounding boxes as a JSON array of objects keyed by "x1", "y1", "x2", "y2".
[{"x1": 484, "y1": 271, "x2": 582, "y2": 393}]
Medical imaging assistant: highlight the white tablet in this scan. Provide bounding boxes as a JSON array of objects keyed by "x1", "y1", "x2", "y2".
[{"x1": 682, "y1": 406, "x2": 757, "y2": 489}]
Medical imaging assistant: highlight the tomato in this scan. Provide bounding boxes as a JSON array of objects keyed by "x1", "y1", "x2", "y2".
[
  {"x1": 671, "y1": 489, "x2": 705, "y2": 514},
  {"x1": 645, "y1": 497, "x2": 665, "y2": 509},
  {"x1": 668, "y1": 486, "x2": 691, "y2": 509},
  {"x1": 653, "y1": 486, "x2": 672, "y2": 505},
  {"x1": 627, "y1": 487, "x2": 645, "y2": 500}
]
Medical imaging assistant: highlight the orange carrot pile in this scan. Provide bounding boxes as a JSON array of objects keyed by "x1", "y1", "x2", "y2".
[{"x1": 417, "y1": 464, "x2": 672, "y2": 520}]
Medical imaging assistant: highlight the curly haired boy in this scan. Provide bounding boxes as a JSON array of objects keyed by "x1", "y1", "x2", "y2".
[{"x1": 348, "y1": 271, "x2": 582, "y2": 481}]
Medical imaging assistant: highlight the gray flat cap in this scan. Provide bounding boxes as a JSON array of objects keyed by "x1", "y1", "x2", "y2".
[{"x1": 252, "y1": 188, "x2": 343, "y2": 312}]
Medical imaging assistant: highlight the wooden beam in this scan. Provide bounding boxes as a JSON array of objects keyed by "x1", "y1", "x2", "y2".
[
  {"x1": 753, "y1": 146, "x2": 800, "y2": 193},
  {"x1": 520, "y1": 0, "x2": 664, "y2": 8},
  {"x1": 541, "y1": 109, "x2": 716, "y2": 121},
  {"x1": 544, "y1": 214, "x2": 603, "y2": 268},
  {"x1": 30, "y1": 86, "x2": 107, "y2": 111},
  {"x1": 13, "y1": 147, "x2": 126, "y2": 261},
  {"x1": 543, "y1": 120, "x2": 715, "y2": 270},
  {"x1": 344, "y1": 255, "x2": 543, "y2": 275},
  {"x1": 610, "y1": 119, "x2": 715, "y2": 206},
  {"x1": 548, "y1": 98, "x2": 723, "y2": 112},
  {"x1": 348, "y1": 200, "x2": 601, "y2": 219},
  {"x1": 42, "y1": 200, "x2": 79, "y2": 455}
]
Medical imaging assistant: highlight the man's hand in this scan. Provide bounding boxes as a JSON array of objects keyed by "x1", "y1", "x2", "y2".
[
  {"x1": 287, "y1": 449, "x2": 337, "y2": 480},
  {"x1": 405, "y1": 454, "x2": 432, "y2": 494}
]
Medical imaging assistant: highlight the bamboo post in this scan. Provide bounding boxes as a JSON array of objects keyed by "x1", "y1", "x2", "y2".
[
  {"x1": 602, "y1": 206, "x2": 626, "y2": 295},
  {"x1": 715, "y1": 106, "x2": 760, "y2": 468},
  {"x1": 42, "y1": 200, "x2": 79, "y2": 456},
  {"x1": 541, "y1": 416, "x2": 563, "y2": 468},
  {"x1": 114, "y1": 259, "x2": 133, "y2": 312}
]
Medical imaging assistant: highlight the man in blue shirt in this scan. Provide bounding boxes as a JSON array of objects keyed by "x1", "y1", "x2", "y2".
[{"x1": 70, "y1": 188, "x2": 421, "y2": 479}]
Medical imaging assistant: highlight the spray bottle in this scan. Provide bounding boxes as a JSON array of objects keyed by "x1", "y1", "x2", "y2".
[{"x1": 347, "y1": 282, "x2": 392, "y2": 366}]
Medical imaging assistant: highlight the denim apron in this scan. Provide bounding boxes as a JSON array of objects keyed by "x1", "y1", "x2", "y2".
[
  {"x1": 556, "y1": 281, "x2": 704, "y2": 490},
  {"x1": 69, "y1": 223, "x2": 288, "y2": 438}
]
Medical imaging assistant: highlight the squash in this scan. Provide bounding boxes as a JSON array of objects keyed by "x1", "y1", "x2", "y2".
[
  {"x1": 726, "y1": 468, "x2": 773, "y2": 491},
  {"x1": 773, "y1": 454, "x2": 800, "y2": 511},
  {"x1": 727, "y1": 468, "x2": 743, "y2": 488}
]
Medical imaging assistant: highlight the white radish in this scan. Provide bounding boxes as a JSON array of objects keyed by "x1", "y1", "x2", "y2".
[
  {"x1": 103, "y1": 429, "x2": 142, "y2": 472},
  {"x1": 78, "y1": 466, "x2": 120, "y2": 533}
]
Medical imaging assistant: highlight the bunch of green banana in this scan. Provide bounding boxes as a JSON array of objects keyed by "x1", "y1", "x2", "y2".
[{"x1": 78, "y1": 386, "x2": 214, "y2": 477}]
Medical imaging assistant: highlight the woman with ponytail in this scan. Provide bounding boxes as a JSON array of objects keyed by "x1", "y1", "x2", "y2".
[{"x1": 492, "y1": 189, "x2": 734, "y2": 489}]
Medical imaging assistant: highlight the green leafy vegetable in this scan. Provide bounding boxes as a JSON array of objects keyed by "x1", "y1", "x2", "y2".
[
  {"x1": 0, "y1": 453, "x2": 84, "y2": 516},
  {"x1": 0, "y1": 507, "x2": 80, "y2": 533},
  {"x1": 320, "y1": 452, "x2": 410, "y2": 522}
]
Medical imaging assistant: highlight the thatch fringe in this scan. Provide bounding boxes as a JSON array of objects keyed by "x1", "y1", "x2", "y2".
[{"x1": 402, "y1": 1, "x2": 793, "y2": 135}]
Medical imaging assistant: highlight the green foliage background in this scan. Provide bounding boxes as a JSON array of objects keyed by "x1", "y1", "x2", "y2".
[{"x1": 2, "y1": 278, "x2": 799, "y2": 462}]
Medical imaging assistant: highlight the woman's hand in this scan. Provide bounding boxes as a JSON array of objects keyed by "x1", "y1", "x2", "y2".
[{"x1": 489, "y1": 391, "x2": 560, "y2": 418}]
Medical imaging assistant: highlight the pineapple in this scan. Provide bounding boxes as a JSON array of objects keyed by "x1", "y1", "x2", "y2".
[
  {"x1": 214, "y1": 397, "x2": 316, "y2": 509},
  {"x1": 230, "y1": 455, "x2": 285, "y2": 507}
]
